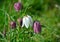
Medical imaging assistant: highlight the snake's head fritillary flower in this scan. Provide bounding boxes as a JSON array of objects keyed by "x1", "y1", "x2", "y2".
[
  {"x1": 33, "y1": 21, "x2": 41, "y2": 34},
  {"x1": 14, "y1": 2, "x2": 22, "y2": 12},
  {"x1": 10, "y1": 21, "x2": 16, "y2": 29},
  {"x1": 17, "y1": 18, "x2": 22, "y2": 26},
  {"x1": 22, "y1": 15, "x2": 33, "y2": 28}
]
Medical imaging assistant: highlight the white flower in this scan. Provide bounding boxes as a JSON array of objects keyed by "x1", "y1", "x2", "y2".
[
  {"x1": 22, "y1": 15, "x2": 33, "y2": 28},
  {"x1": 55, "y1": 4, "x2": 59, "y2": 8}
]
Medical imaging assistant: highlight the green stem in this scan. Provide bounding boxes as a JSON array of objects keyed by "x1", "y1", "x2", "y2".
[{"x1": 0, "y1": 9, "x2": 14, "y2": 21}]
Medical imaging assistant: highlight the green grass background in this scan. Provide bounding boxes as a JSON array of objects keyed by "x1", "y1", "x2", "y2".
[{"x1": 0, "y1": 0, "x2": 60, "y2": 42}]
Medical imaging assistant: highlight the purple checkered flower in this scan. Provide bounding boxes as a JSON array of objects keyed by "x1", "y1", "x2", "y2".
[
  {"x1": 33, "y1": 21, "x2": 41, "y2": 34},
  {"x1": 10, "y1": 21, "x2": 16, "y2": 28},
  {"x1": 14, "y1": 2, "x2": 22, "y2": 11}
]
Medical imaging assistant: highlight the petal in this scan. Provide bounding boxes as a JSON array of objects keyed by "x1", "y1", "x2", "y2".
[
  {"x1": 24, "y1": 17, "x2": 30, "y2": 28},
  {"x1": 22, "y1": 17, "x2": 25, "y2": 27},
  {"x1": 27, "y1": 15, "x2": 33, "y2": 26}
]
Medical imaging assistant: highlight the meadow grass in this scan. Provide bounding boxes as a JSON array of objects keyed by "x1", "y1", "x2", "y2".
[{"x1": 0, "y1": 0, "x2": 60, "y2": 42}]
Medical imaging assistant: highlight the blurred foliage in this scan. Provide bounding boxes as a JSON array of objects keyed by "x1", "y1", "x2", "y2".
[{"x1": 0, "y1": 0, "x2": 60, "y2": 42}]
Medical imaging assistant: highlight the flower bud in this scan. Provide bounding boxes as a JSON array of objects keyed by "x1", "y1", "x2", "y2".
[
  {"x1": 17, "y1": 18, "x2": 22, "y2": 26},
  {"x1": 33, "y1": 21, "x2": 41, "y2": 34},
  {"x1": 14, "y1": 2, "x2": 22, "y2": 11},
  {"x1": 10, "y1": 21, "x2": 16, "y2": 28}
]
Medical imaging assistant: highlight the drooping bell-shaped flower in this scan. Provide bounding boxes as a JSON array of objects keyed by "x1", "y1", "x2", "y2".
[
  {"x1": 17, "y1": 18, "x2": 22, "y2": 26},
  {"x1": 14, "y1": 2, "x2": 22, "y2": 11},
  {"x1": 33, "y1": 21, "x2": 41, "y2": 34},
  {"x1": 22, "y1": 15, "x2": 33, "y2": 28},
  {"x1": 10, "y1": 21, "x2": 16, "y2": 29}
]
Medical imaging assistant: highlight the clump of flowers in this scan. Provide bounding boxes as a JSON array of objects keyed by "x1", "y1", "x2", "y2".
[
  {"x1": 9, "y1": 1, "x2": 42, "y2": 34},
  {"x1": 9, "y1": 14, "x2": 42, "y2": 34}
]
